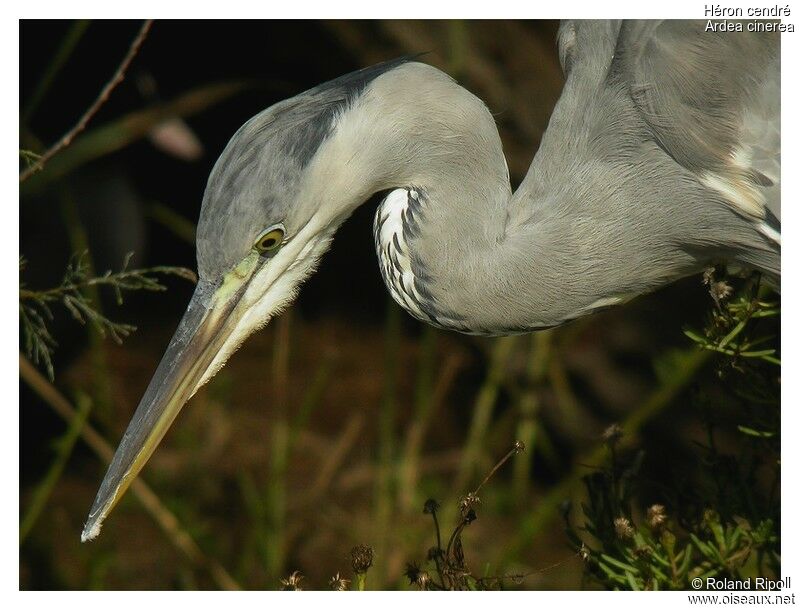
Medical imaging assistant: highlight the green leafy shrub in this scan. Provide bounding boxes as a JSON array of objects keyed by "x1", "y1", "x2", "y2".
[{"x1": 564, "y1": 271, "x2": 780, "y2": 590}]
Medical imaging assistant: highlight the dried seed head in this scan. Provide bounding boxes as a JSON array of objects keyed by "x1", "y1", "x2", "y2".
[
  {"x1": 647, "y1": 504, "x2": 667, "y2": 529},
  {"x1": 614, "y1": 517, "x2": 635, "y2": 540},
  {"x1": 513, "y1": 440, "x2": 525, "y2": 454},
  {"x1": 423, "y1": 498, "x2": 440, "y2": 514},
  {"x1": 710, "y1": 280, "x2": 733, "y2": 304},
  {"x1": 404, "y1": 562, "x2": 421, "y2": 585},
  {"x1": 280, "y1": 571, "x2": 304, "y2": 591},
  {"x1": 459, "y1": 492, "x2": 481, "y2": 517},
  {"x1": 602, "y1": 424, "x2": 623, "y2": 446},
  {"x1": 350, "y1": 544, "x2": 374, "y2": 575},
  {"x1": 579, "y1": 543, "x2": 590, "y2": 562},
  {"x1": 328, "y1": 572, "x2": 350, "y2": 591},
  {"x1": 417, "y1": 571, "x2": 431, "y2": 591}
]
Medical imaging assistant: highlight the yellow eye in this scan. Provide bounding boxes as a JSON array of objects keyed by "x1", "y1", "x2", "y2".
[{"x1": 254, "y1": 226, "x2": 285, "y2": 254}]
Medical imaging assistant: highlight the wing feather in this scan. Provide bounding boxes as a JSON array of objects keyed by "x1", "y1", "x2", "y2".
[{"x1": 612, "y1": 20, "x2": 780, "y2": 225}]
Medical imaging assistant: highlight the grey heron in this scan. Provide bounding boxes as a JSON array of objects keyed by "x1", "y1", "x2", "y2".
[{"x1": 82, "y1": 20, "x2": 780, "y2": 541}]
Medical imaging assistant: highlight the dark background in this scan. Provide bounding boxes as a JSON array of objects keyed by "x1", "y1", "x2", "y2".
[{"x1": 20, "y1": 20, "x2": 734, "y2": 590}]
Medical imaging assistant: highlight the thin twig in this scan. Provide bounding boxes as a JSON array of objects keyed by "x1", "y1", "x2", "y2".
[
  {"x1": 291, "y1": 414, "x2": 364, "y2": 508},
  {"x1": 472, "y1": 443, "x2": 521, "y2": 497},
  {"x1": 19, "y1": 264, "x2": 197, "y2": 301},
  {"x1": 20, "y1": 20, "x2": 153, "y2": 182},
  {"x1": 21, "y1": 80, "x2": 251, "y2": 192},
  {"x1": 477, "y1": 551, "x2": 582, "y2": 588},
  {"x1": 19, "y1": 353, "x2": 241, "y2": 591}
]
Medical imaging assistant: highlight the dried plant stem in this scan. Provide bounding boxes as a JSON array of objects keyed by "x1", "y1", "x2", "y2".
[
  {"x1": 60, "y1": 196, "x2": 115, "y2": 422},
  {"x1": 399, "y1": 344, "x2": 464, "y2": 511},
  {"x1": 398, "y1": 328, "x2": 436, "y2": 511},
  {"x1": 374, "y1": 301, "x2": 401, "y2": 587},
  {"x1": 478, "y1": 551, "x2": 582, "y2": 588},
  {"x1": 23, "y1": 20, "x2": 91, "y2": 123},
  {"x1": 20, "y1": 392, "x2": 91, "y2": 543},
  {"x1": 472, "y1": 444, "x2": 521, "y2": 497},
  {"x1": 293, "y1": 414, "x2": 364, "y2": 508},
  {"x1": 431, "y1": 509, "x2": 443, "y2": 551},
  {"x1": 513, "y1": 332, "x2": 552, "y2": 498},
  {"x1": 19, "y1": 353, "x2": 241, "y2": 591},
  {"x1": 22, "y1": 80, "x2": 250, "y2": 192},
  {"x1": 20, "y1": 20, "x2": 153, "y2": 182},
  {"x1": 146, "y1": 203, "x2": 197, "y2": 245},
  {"x1": 266, "y1": 313, "x2": 292, "y2": 580},
  {"x1": 454, "y1": 336, "x2": 517, "y2": 491}
]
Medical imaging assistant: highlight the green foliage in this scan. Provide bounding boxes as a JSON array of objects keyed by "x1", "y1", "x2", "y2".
[
  {"x1": 684, "y1": 270, "x2": 780, "y2": 366},
  {"x1": 19, "y1": 251, "x2": 196, "y2": 380},
  {"x1": 564, "y1": 271, "x2": 780, "y2": 590},
  {"x1": 19, "y1": 392, "x2": 92, "y2": 543},
  {"x1": 19, "y1": 149, "x2": 42, "y2": 169},
  {"x1": 564, "y1": 450, "x2": 778, "y2": 590}
]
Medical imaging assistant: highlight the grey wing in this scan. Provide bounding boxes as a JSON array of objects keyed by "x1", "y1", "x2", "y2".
[{"x1": 613, "y1": 20, "x2": 781, "y2": 232}]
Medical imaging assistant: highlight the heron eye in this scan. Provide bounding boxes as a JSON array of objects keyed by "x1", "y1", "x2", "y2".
[{"x1": 254, "y1": 227, "x2": 285, "y2": 255}]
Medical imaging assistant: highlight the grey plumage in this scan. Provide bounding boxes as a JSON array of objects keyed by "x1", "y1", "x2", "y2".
[
  {"x1": 491, "y1": 19, "x2": 780, "y2": 330},
  {"x1": 82, "y1": 20, "x2": 780, "y2": 541},
  {"x1": 198, "y1": 57, "x2": 414, "y2": 279}
]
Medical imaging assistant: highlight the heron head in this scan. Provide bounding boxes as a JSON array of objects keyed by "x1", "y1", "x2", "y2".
[{"x1": 80, "y1": 65, "x2": 404, "y2": 541}]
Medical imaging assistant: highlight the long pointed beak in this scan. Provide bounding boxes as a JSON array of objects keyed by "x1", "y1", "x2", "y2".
[{"x1": 81, "y1": 266, "x2": 256, "y2": 542}]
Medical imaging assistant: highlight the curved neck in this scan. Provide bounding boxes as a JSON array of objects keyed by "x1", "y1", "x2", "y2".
[
  {"x1": 308, "y1": 63, "x2": 512, "y2": 234},
  {"x1": 302, "y1": 63, "x2": 618, "y2": 332}
]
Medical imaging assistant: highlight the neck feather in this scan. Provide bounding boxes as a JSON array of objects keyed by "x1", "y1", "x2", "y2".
[{"x1": 302, "y1": 63, "x2": 613, "y2": 333}]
